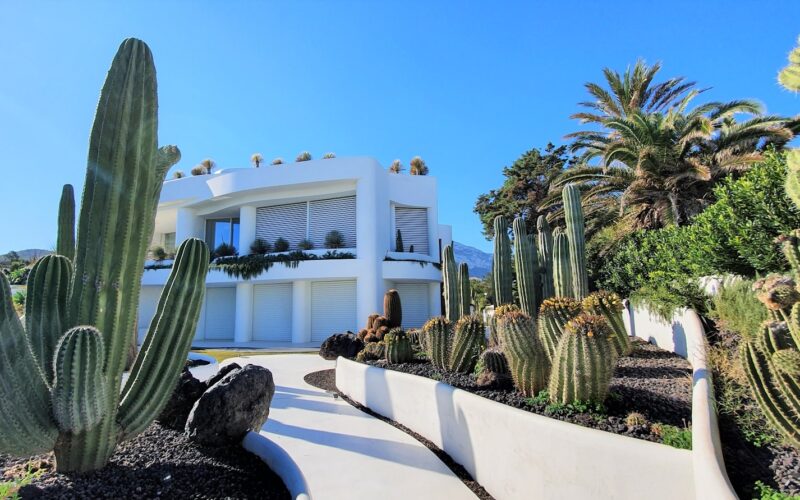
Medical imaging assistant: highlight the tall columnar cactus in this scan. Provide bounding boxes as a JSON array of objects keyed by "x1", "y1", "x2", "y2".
[
  {"x1": 449, "y1": 315, "x2": 485, "y2": 373},
  {"x1": 562, "y1": 184, "x2": 589, "y2": 299},
  {"x1": 385, "y1": 328, "x2": 413, "y2": 364},
  {"x1": 458, "y1": 262, "x2": 471, "y2": 318},
  {"x1": 57, "y1": 184, "x2": 75, "y2": 261},
  {"x1": 0, "y1": 39, "x2": 209, "y2": 473},
  {"x1": 424, "y1": 317, "x2": 451, "y2": 370},
  {"x1": 442, "y1": 244, "x2": 459, "y2": 322},
  {"x1": 513, "y1": 217, "x2": 539, "y2": 319},
  {"x1": 549, "y1": 313, "x2": 618, "y2": 405},
  {"x1": 496, "y1": 310, "x2": 549, "y2": 396},
  {"x1": 384, "y1": 289, "x2": 403, "y2": 328},
  {"x1": 537, "y1": 216, "x2": 555, "y2": 300},
  {"x1": 552, "y1": 228, "x2": 573, "y2": 298},
  {"x1": 538, "y1": 297, "x2": 582, "y2": 363},
  {"x1": 583, "y1": 291, "x2": 631, "y2": 356},
  {"x1": 480, "y1": 347, "x2": 509, "y2": 376},
  {"x1": 492, "y1": 215, "x2": 514, "y2": 306}
]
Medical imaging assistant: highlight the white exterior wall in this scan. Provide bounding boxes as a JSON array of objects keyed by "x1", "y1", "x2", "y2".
[{"x1": 142, "y1": 157, "x2": 446, "y2": 345}]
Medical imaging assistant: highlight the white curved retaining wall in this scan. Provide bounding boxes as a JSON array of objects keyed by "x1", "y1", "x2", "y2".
[{"x1": 337, "y1": 304, "x2": 737, "y2": 500}]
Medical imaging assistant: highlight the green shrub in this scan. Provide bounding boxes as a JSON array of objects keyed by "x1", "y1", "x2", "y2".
[
  {"x1": 274, "y1": 238, "x2": 290, "y2": 252},
  {"x1": 658, "y1": 424, "x2": 692, "y2": 450},
  {"x1": 324, "y1": 230, "x2": 344, "y2": 249},
  {"x1": 296, "y1": 151, "x2": 312, "y2": 162},
  {"x1": 298, "y1": 239, "x2": 314, "y2": 250},
  {"x1": 710, "y1": 279, "x2": 768, "y2": 337},
  {"x1": 250, "y1": 238, "x2": 271, "y2": 254},
  {"x1": 271, "y1": 157, "x2": 284, "y2": 165},
  {"x1": 754, "y1": 481, "x2": 800, "y2": 500},
  {"x1": 150, "y1": 245, "x2": 168, "y2": 262},
  {"x1": 212, "y1": 242, "x2": 236, "y2": 259},
  {"x1": 322, "y1": 152, "x2": 336, "y2": 159}
]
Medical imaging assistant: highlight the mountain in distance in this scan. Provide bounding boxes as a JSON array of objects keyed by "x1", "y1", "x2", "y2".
[
  {"x1": 453, "y1": 241, "x2": 491, "y2": 278},
  {"x1": 0, "y1": 248, "x2": 51, "y2": 264}
]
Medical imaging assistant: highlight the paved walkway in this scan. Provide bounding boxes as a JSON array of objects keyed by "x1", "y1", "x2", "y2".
[{"x1": 196, "y1": 354, "x2": 476, "y2": 500}]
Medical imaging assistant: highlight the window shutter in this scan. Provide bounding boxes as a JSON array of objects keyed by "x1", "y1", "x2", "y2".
[
  {"x1": 309, "y1": 196, "x2": 356, "y2": 248},
  {"x1": 395, "y1": 207, "x2": 429, "y2": 255},
  {"x1": 256, "y1": 202, "x2": 308, "y2": 250}
]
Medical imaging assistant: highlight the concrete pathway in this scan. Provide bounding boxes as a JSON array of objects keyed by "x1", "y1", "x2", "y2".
[{"x1": 198, "y1": 354, "x2": 476, "y2": 500}]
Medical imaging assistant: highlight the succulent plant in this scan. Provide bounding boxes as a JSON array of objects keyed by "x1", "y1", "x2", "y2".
[
  {"x1": 442, "y1": 244, "x2": 459, "y2": 322},
  {"x1": 296, "y1": 151, "x2": 312, "y2": 162},
  {"x1": 385, "y1": 328, "x2": 413, "y2": 364},
  {"x1": 549, "y1": 313, "x2": 618, "y2": 405},
  {"x1": 538, "y1": 297, "x2": 582, "y2": 362},
  {"x1": 324, "y1": 230, "x2": 344, "y2": 249},
  {"x1": 251, "y1": 153, "x2": 264, "y2": 168},
  {"x1": 479, "y1": 347, "x2": 509, "y2": 375},
  {"x1": 357, "y1": 342, "x2": 385, "y2": 362},
  {"x1": 274, "y1": 237, "x2": 290, "y2": 252},
  {"x1": 496, "y1": 310, "x2": 549, "y2": 397},
  {"x1": 449, "y1": 315, "x2": 485, "y2": 373},
  {"x1": 537, "y1": 216, "x2": 554, "y2": 300},
  {"x1": 389, "y1": 159, "x2": 403, "y2": 173},
  {"x1": 488, "y1": 303, "x2": 520, "y2": 347},
  {"x1": 0, "y1": 37, "x2": 209, "y2": 473},
  {"x1": 271, "y1": 157, "x2": 284, "y2": 165},
  {"x1": 513, "y1": 217, "x2": 539, "y2": 319},
  {"x1": 492, "y1": 215, "x2": 514, "y2": 306},
  {"x1": 458, "y1": 262, "x2": 471, "y2": 318},
  {"x1": 395, "y1": 229, "x2": 404, "y2": 252},
  {"x1": 626, "y1": 412, "x2": 648, "y2": 427},
  {"x1": 779, "y1": 35, "x2": 800, "y2": 92},
  {"x1": 191, "y1": 165, "x2": 208, "y2": 176},
  {"x1": 384, "y1": 289, "x2": 402, "y2": 328},
  {"x1": 366, "y1": 313, "x2": 380, "y2": 330},
  {"x1": 552, "y1": 228, "x2": 573, "y2": 298},
  {"x1": 583, "y1": 291, "x2": 631, "y2": 356},
  {"x1": 409, "y1": 156, "x2": 428, "y2": 175},
  {"x1": 424, "y1": 316, "x2": 451, "y2": 370},
  {"x1": 57, "y1": 185, "x2": 75, "y2": 261},
  {"x1": 563, "y1": 184, "x2": 589, "y2": 299},
  {"x1": 322, "y1": 152, "x2": 336, "y2": 159}
]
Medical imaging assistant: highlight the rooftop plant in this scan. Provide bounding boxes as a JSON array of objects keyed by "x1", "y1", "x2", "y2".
[
  {"x1": 296, "y1": 151, "x2": 312, "y2": 162},
  {"x1": 322, "y1": 152, "x2": 336, "y2": 159},
  {"x1": 324, "y1": 230, "x2": 344, "y2": 249},
  {"x1": 271, "y1": 157, "x2": 284, "y2": 165},
  {"x1": 251, "y1": 152, "x2": 264, "y2": 168},
  {"x1": 173, "y1": 170, "x2": 185, "y2": 179},
  {"x1": 389, "y1": 159, "x2": 404, "y2": 173},
  {"x1": 410, "y1": 156, "x2": 429, "y2": 175}
]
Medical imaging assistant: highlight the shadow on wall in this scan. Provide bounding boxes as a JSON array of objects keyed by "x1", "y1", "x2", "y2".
[{"x1": 436, "y1": 381, "x2": 477, "y2": 477}]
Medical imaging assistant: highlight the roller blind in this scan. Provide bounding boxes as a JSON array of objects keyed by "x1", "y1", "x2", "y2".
[
  {"x1": 256, "y1": 202, "x2": 308, "y2": 250},
  {"x1": 395, "y1": 207, "x2": 429, "y2": 255},
  {"x1": 309, "y1": 196, "x2": 356, "y2": 248}
]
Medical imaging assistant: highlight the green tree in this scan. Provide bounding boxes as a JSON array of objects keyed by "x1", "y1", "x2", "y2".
[{"x1": 474, "y1": 144, "x2": 570, "y2": 238}]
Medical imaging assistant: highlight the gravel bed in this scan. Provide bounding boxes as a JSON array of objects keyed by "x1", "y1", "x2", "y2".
[
  {"x1": 363, "y1": 339, "x2": 692, "y2": 443},
  {"x1": 304, "y1": 369, "x2": 493, "y2": 500},
  {"x1": 0, "y1": 423, "x2": 289, "y2": 499}
]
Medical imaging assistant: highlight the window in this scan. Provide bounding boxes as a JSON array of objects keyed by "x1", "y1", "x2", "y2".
[
  {"x1": 163, "y1": 232, "x2": 176, "y2": 251},
  {"x1": 394, "y1": 207, "x2": 429, "y2": 254},
  {"x1": 206, "y1": 218, "x2": 240, "y2": 251},
  {"x1": 255, "y1": 196, "x2": 357, "y2": 251}
]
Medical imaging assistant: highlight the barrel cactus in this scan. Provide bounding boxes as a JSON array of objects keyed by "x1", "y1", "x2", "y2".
[
  {"x1": 0, "y1": 39, "x2": 211, "y2": 472},
  {"x1": 549, "y1": 313, "x2": 618, "y2": 405},
  {"x1": 385, "y1": 328, "x2": 413, "y2": 364},
  {"x1": 384, "y1": 289, "x2": 402, "y2": 328},
  {"x1": 562, "y1": 184, "x2": 589, "y2": 299},
  {"x1": 583, "y1": 291, "x2": 631, "y2": 356},
  {"x1": 458, "y1": 262, "x2": 471, "y2": 318},
  {"x1": 552, "y1": 228, "x2": 573, "y2": 298},
  {"x1": 442, "y1": 244, "x2": 460, "y2": 322},
  {"x1": 424, "y1": 316, "x2": 451, "y2": 370},
  {"x1": 513, "y1": 217, "x2": 539, "y2": 319},
  {"x1": 488, "y1": 303, "x2": 519, "y2": 347},
  {"x1": 496, "y1": 310, "x2": 549, "y2": 396},
  {"x1": 449, "y1": 315, "x2": 485, "y2": 373},
  {"x1": 538, "y1": 297, "x2": 582, "y2": 362},
  {"x1": 537, "y1": 215, "x2": 555, "y2": 300},
  {"x1": 492, "y1": 215, "x2": 514, "y2": 306},
  {"x1": 480, "y1": 347, "x2": 509, "y2": 376}
]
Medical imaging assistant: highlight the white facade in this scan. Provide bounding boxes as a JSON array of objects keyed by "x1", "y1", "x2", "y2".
[{"x1": 139, "y1": 156, "x2": 451, "y2": 346}]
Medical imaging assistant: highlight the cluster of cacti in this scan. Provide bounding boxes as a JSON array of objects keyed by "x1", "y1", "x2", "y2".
[
  {"x1": 583, "y1": 291, "x2": 630, "y2": 356},
  {"x1": 385, "y1": 328, "x2": 414, "y2": 364},
  {"x1": 423, "y1": 316, "x2": 451, "y2": 370},
  {"x1": 538, "y1": 297, "x2": 582, "y2": 362},
  {"x1": 513, "y1": 217, "x2": 539, "y2": 319},
  {"x1": 449, "y1": 315, "x2": 486, "y2": 373},
  {"x1": 496, "y1": 310, "x2": 550, "y2": 396},
  {"x1": 549, "y1": 314, "x2": 618, "y2": 405},
  {"x1": 358, "y1": 290, "x2": 402, "y2": 342},
  {"x1": 737, "y1": 41, "x2": 800, "y2": 448},
  {"x1": 0, "y1": 39, "x2": 210, "y2": 472},
  {"x1": 357, "y1": 342, "x2": 385, "y2": 362}
]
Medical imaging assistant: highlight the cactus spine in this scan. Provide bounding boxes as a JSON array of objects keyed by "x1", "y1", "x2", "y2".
[
  {"x1": 538, "y1": 297, "x2": 582, "y2": 363},
  {"x1": 449, "y1": 315, "x2": 485, "y2": 373},
  {"x1": 583, "y1": 291, "x2": 631, "y2": 356},
  {"x1": 385, "y1": 328, "x2": 413, "y2": 364},
  {"x1": 549, "y1": 314, "x2": 618, "y2": 405},
  {"x1": 552, "y1": 229, "x2": 573, "y2": 298},
  {"x1": 57, "y1": 184, "x2": 75, "y2": 261},
  {"x1": 458, "y1": 262, "x2": 471, "y2": 318},
  {"x1": 537, "y1": 216, "x2": 554, "y2": 300},
  {"x1": 496, "y1": 310, "x2": 549, "y2": 396},
  {"x1": 563, "y1": 184, "x2": 589, "y2": 299},
  {"x1": 424, "y1": 317, "x2": 451, "y2": 370},
  {"x1": 384, "y1": 289, "x2": 402, "y2": 328},
  {"x1": 492, "y1": 215, "x2": 514, "y2": 306},
  {"x1": 0, "y1": 39, "x2": 210, "y2": 472},
  {"x1": 442, "y1": 244, "x2": 459, "y2": 322},
  {"x1": 513, "y1": 217, "x2": 539, "y2": 319}
]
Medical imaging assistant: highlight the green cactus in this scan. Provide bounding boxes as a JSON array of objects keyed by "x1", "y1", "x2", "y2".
[
  {"x1": 384, "y1": 289, "x2": 402, "y2": 328},
  {"x1": 492, "y1": 215, "x2": 514, "y2": 306},
  {"x1": 480, "y1": 347, "x2": 509, "y2": 375},
  {"x1": 583, "y1": 291, "x2": 631, "y2": 356},
  {"x1": 496, "y1": 310, "x2": 549, "y2": 396},
  {"x1": 563, "y1": 184, "x2": 589, "y2": 299},
  {"x1": 0, "y1": 39, "x2": 210, "y2": 472},
  {"x1": 786, "y1": 150, "x2": 800, "y2": 211},
  {"x1": 538, "y1": 297, "x2": 582, "y2": 362},
  {"x1": 57, "y1": 184, "x2": 75, "y2": 261},
  {"x1": 488, "y1": 303, "x2": 519, "y2": 347},
  {"x1": 549, "y1": 313, "x2": 618, "y2": 405},
  {"x1": 442, "y1": 244, "x2": 460, "y2": 322},
  {"x1": 385, "y1": 328, "x2": 413, "y2": 364},
  {"x1": 537, "y1": 216, "x2": 554, "y2": 300},
  {"x1": 449, "y1": 315, "x2": 485, "y2": 373},
  {"x1": 552, "y1": 228, "x2": 573, "y2": 298},
  {"x1": 779, "y1": 36, "x2": 800, "y2": 92},
  {"x1": 513, "y1": 217, "x2": 539, "y2": 319},
  {"x1": 396, "y1": 229, "x2": 404, "y2": 252},
  {"x1": 458, "y1": 262, "x2": 471, "y2": 318},
  {"x1": 357, "y1": 341, "x2": 385, "y2": 362},
  {"x1": 424, "y1": 316, "x2": 451, "y2": 370}
]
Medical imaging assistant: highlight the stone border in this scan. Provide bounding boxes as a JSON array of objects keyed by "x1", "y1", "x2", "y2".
[
  {"x1": 336, "y1": 304, "x2": 737, "y2": 499},
  {"x1": 242, "y1": 432, "x2": 310, "y2": 500}
]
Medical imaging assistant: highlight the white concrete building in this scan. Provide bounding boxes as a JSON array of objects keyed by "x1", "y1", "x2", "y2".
[{"x1": 139, "y1": 156, "x2": 450, "y2": 347}]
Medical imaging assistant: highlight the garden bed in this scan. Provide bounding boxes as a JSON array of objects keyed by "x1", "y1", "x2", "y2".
[
  {"x1": 363, "y1": 338, "x2": 692, "y2": 444},
  {"x1": 0, "y1": 423, "x2": 289, "y2": 499}
]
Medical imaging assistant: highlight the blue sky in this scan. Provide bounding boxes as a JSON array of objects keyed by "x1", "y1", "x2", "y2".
[{"x1": 1, "y1": 1, "x2": 799, "y2": 254}]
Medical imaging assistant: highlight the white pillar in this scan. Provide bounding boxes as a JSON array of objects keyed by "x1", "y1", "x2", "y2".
[
  {"x1": 292, "y1": 281, "x2": 311, "y2": 343},
  {"x1": 429, "y1": 282, "x2": 442, "y2": 318},
  {"x1": 234, "y1": 282, "x2": 253, "y2": 343},
  {"x1": 239, "y1": 205, "x2": 257, "y2": 255},
  {"x1": 176, "y1": 207, "x2": 203, "y2": 244}
]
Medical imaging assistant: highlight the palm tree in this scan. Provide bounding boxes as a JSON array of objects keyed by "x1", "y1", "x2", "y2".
[
  {"x1": 251, "y1": 153, "x2": 264, "y2": 168},
  {"x1": 200, "y1": 158, "x2": 216, "y2": 173},
  {"x1": 389, "y1": 159, "x2": 404, "y2": 173},
  {"x1": 410, "y1": 156, "x2": 429, "y2": 175}
]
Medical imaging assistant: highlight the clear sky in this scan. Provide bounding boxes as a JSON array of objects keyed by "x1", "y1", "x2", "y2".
[{"x1": 1, "y1": 1, "x2": 799, "y2": 254}]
